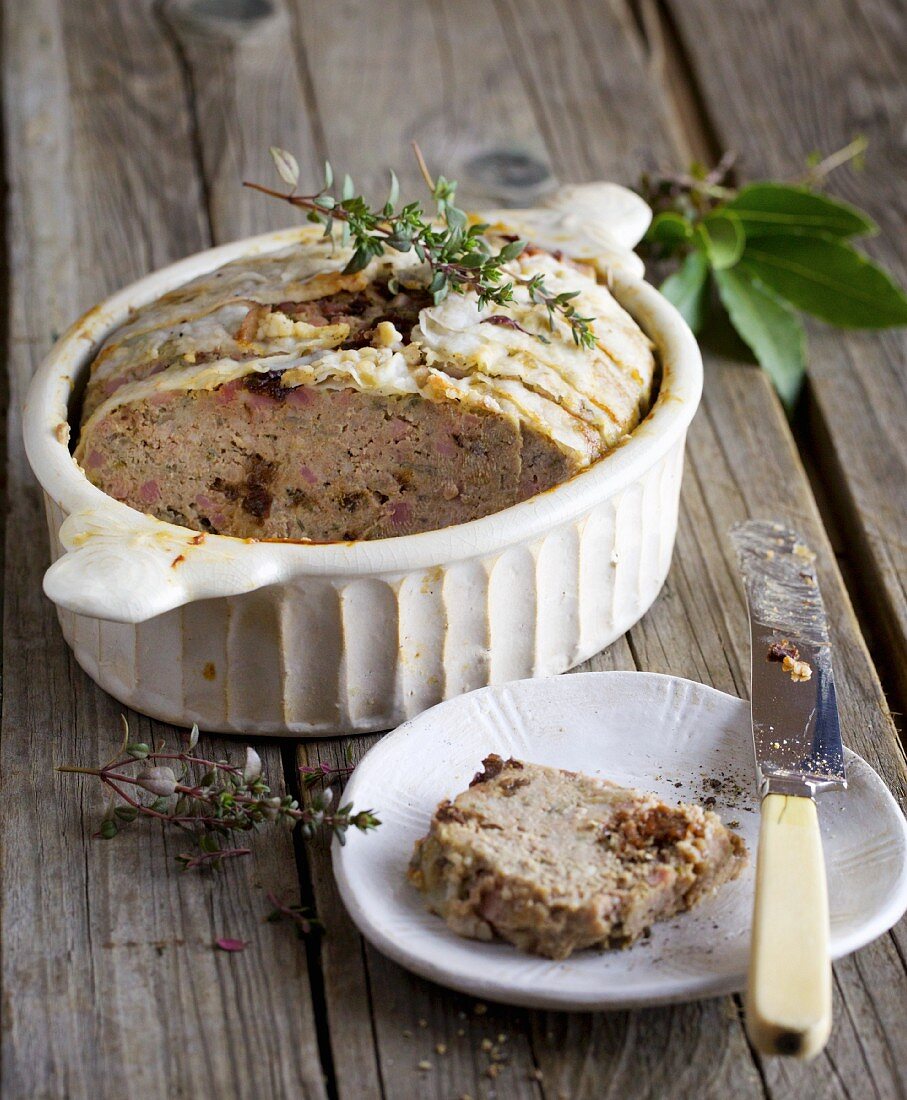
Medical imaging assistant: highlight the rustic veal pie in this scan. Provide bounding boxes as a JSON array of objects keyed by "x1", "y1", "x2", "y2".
[
  {"x1": 74, "y1": 194, "x2": 656, "y2": 541},
  {"x1": 408, "y1": 755, "x2": 747, "y2": 960}
]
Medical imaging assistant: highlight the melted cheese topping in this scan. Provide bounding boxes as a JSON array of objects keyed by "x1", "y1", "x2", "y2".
[{"x1": 80, "y1": 184, "x2": 656, "y2": 470}]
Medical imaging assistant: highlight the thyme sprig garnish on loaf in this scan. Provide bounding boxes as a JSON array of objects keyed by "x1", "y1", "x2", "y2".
[
  {"x1": 58, "y1": 718, "x2": 379, "y2": 871},
  {"x1": 245, "y1": 144, "x2": 596, "y2": 349},
  {"x1": 637, "y1": 138, "x2": 907, "y2": 409}
]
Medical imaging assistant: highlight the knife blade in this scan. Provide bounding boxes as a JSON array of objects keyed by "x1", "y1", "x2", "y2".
[
  {"x1": 731, "y1": 518, "x2": 846, "y2": 799},
  {"x1": 730, "y1": 518, "x2": 845, "y2": 1061}
]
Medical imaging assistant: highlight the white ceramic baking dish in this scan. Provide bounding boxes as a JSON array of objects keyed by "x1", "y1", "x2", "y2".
[{"x1": 23, "y1": 219, "x2": 702, "y2": 736}]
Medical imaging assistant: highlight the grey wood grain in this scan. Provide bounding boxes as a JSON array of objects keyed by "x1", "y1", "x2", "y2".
[
  {"x1": 663, "y1": 0, "x2": 907, "y2": 717},
  {"x1": 570, "y1": 6, "x2": 907, "y2": 1085},
  {"x1": 287, "y1": 0, "x2": 556, "y2": 209},
  {"x1": 160, "y1": 0, "x2": 325, "y2": 239},
  {"x1": 289, "y1": 0, "x2": 907, "y2": 1096},
  {"x1": 287, "y1": 1, "x2": 761, "y2": 1096},
  {"x1": 636, "y1": 9, "x2": 907, "y2": 1084},
  {"x1": 4, "y1": 0, "x2": 906, "y2": 1097},
  {"x1": 1, "y1": 1, "x2": 326, "y2": 1096}
]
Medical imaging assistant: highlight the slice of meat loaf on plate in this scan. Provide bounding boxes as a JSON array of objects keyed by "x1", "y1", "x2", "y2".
[{"x1": 408, "y1": 754, "x2": 747, "y2": 959}]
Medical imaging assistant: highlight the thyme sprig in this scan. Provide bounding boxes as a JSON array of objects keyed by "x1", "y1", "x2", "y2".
[
  {"x1": 265, "y1": 891, "x2": 324, "y2": 938},
  {"x1": 244, "y1": 145, "x2": 596, "y2": 349},
  {"x1": 58, "y1": 718, "x2": 380, "y2": 871},
  {"x1": 298, "y1": 754, "x2": 355, "y2": 791}
]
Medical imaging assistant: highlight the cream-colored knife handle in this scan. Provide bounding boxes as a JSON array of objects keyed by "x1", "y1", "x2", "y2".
[{"x1": 746, "y1": 792, "x2": 832, "y2": 1059}]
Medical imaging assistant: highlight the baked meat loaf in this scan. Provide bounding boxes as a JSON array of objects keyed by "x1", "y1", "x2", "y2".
[
  {"x1": 75, "y1": 186, "x2": 657, "y2": 541},
  {"x1": 408, "y1": 755, "x2": 747, "y2": 959}
]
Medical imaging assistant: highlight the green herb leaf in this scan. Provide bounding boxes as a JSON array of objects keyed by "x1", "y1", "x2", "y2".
[
  {"x1": 386, "y1": 170, "x2": 400, "y2": 210},
  {"x1": 740, "y1": 235, "x2": 907, "y2": 328},
  {"x1": 343, "y1": 247, "x2": 370, "y2": 275},
  {"x1": 645, "y1": 211, "x2": 694, "y2": 250},
  {"x1": 714, "y1": 267, "x2": 806, "y2": 409},
  {"x1": 697, "y1": 211, "x2": 745, "y2": 270},
  {"x1": 726, "y1": 184, "x2": 877, "y2": 239},
  {"x1": 445, "y1": 205, "x2": 467, "y2": 232},
  {"x1": 498, "y1": 238, "x2": 527, "y2": 263},
  {"x1": 383, "y1": 232, "x2": 411, "y2": 252},
  {"x1": 660, "y1": 250, "x2": 711, "y2": 333}
]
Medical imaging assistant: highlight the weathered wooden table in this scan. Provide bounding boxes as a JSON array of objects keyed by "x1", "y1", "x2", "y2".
[{"x1": 3, "y1": 1, "x2": 905, "y2": 1096}]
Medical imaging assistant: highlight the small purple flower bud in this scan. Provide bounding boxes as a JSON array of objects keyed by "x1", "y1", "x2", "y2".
[
  {"x1": 215, "y1": 937, "x2": 249, "y2": 953},
  {"x1": 136, "y1": 765, "x2": 177, "y2": 798}
]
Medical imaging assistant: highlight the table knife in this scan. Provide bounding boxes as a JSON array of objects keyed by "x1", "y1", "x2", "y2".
[{"x1": 730, "y1": 519, "x2": 846, "y2": 1060}]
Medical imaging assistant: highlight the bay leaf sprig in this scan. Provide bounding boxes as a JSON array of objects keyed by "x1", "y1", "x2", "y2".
[
  {"x1": 638, "y1": 138, "x2": 907, "y2": 409},
  {"x1": 58, "y1": 718, "x2": 379, "y2": 871},
  {"x1": 245, "y1": 145, "x2": 596, "y2": 349}
]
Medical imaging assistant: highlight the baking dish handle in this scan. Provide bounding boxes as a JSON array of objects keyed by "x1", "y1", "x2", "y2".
[{"x1": 43, "y1": 506, "x2": 286, "y2": 624}]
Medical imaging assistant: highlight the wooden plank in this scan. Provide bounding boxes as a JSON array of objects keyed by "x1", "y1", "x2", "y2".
[
  {"x1": 661, "y1": 0, "x2": 907, "y2": 711},
  {"x1": 288, "y1": 0, "x2": 907, "y2": 1095},
  {"x1": 283, "y1": 8, "x2": 562, "y2": 1094},
  {"x1": 160, "y1": 0, "x2": 325, "y2": 238},
  {"x1": 6, "y1": 2, "x2": 902, "y2": 1098},
  {"x1": 633, "y1": 6, "x2": 907, "y2": 1081},
  {"x1": 285, "y1": 1, "x2": 765, "y2": 1096},
  {"x1": 1, "y1": 1, "x2": 326, "y2": 1096},
  {"x1": 287, "y1": 0, "x2": 556, "y2": 209}
]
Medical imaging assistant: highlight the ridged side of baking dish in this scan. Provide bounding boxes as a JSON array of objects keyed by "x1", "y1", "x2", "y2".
[{"x1": 44, "y1": 437, "x2": 683, "y2": 733}]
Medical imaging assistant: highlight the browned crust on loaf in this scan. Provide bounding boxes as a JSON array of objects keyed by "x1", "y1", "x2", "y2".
[
  {"x1": 76, "y1": 238, "x2": 657, "y2": 541},
  {"x1": 81, "y1": 277, "x2": 430, "y2": 423},
  {"x1": 470, "y1": 754, "x2": 524, "y2": 786}
]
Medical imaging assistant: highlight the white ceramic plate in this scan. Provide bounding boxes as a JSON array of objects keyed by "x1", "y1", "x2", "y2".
[{"x1": 333, "y1": 672, "x2": 907, "y2": 1011}]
